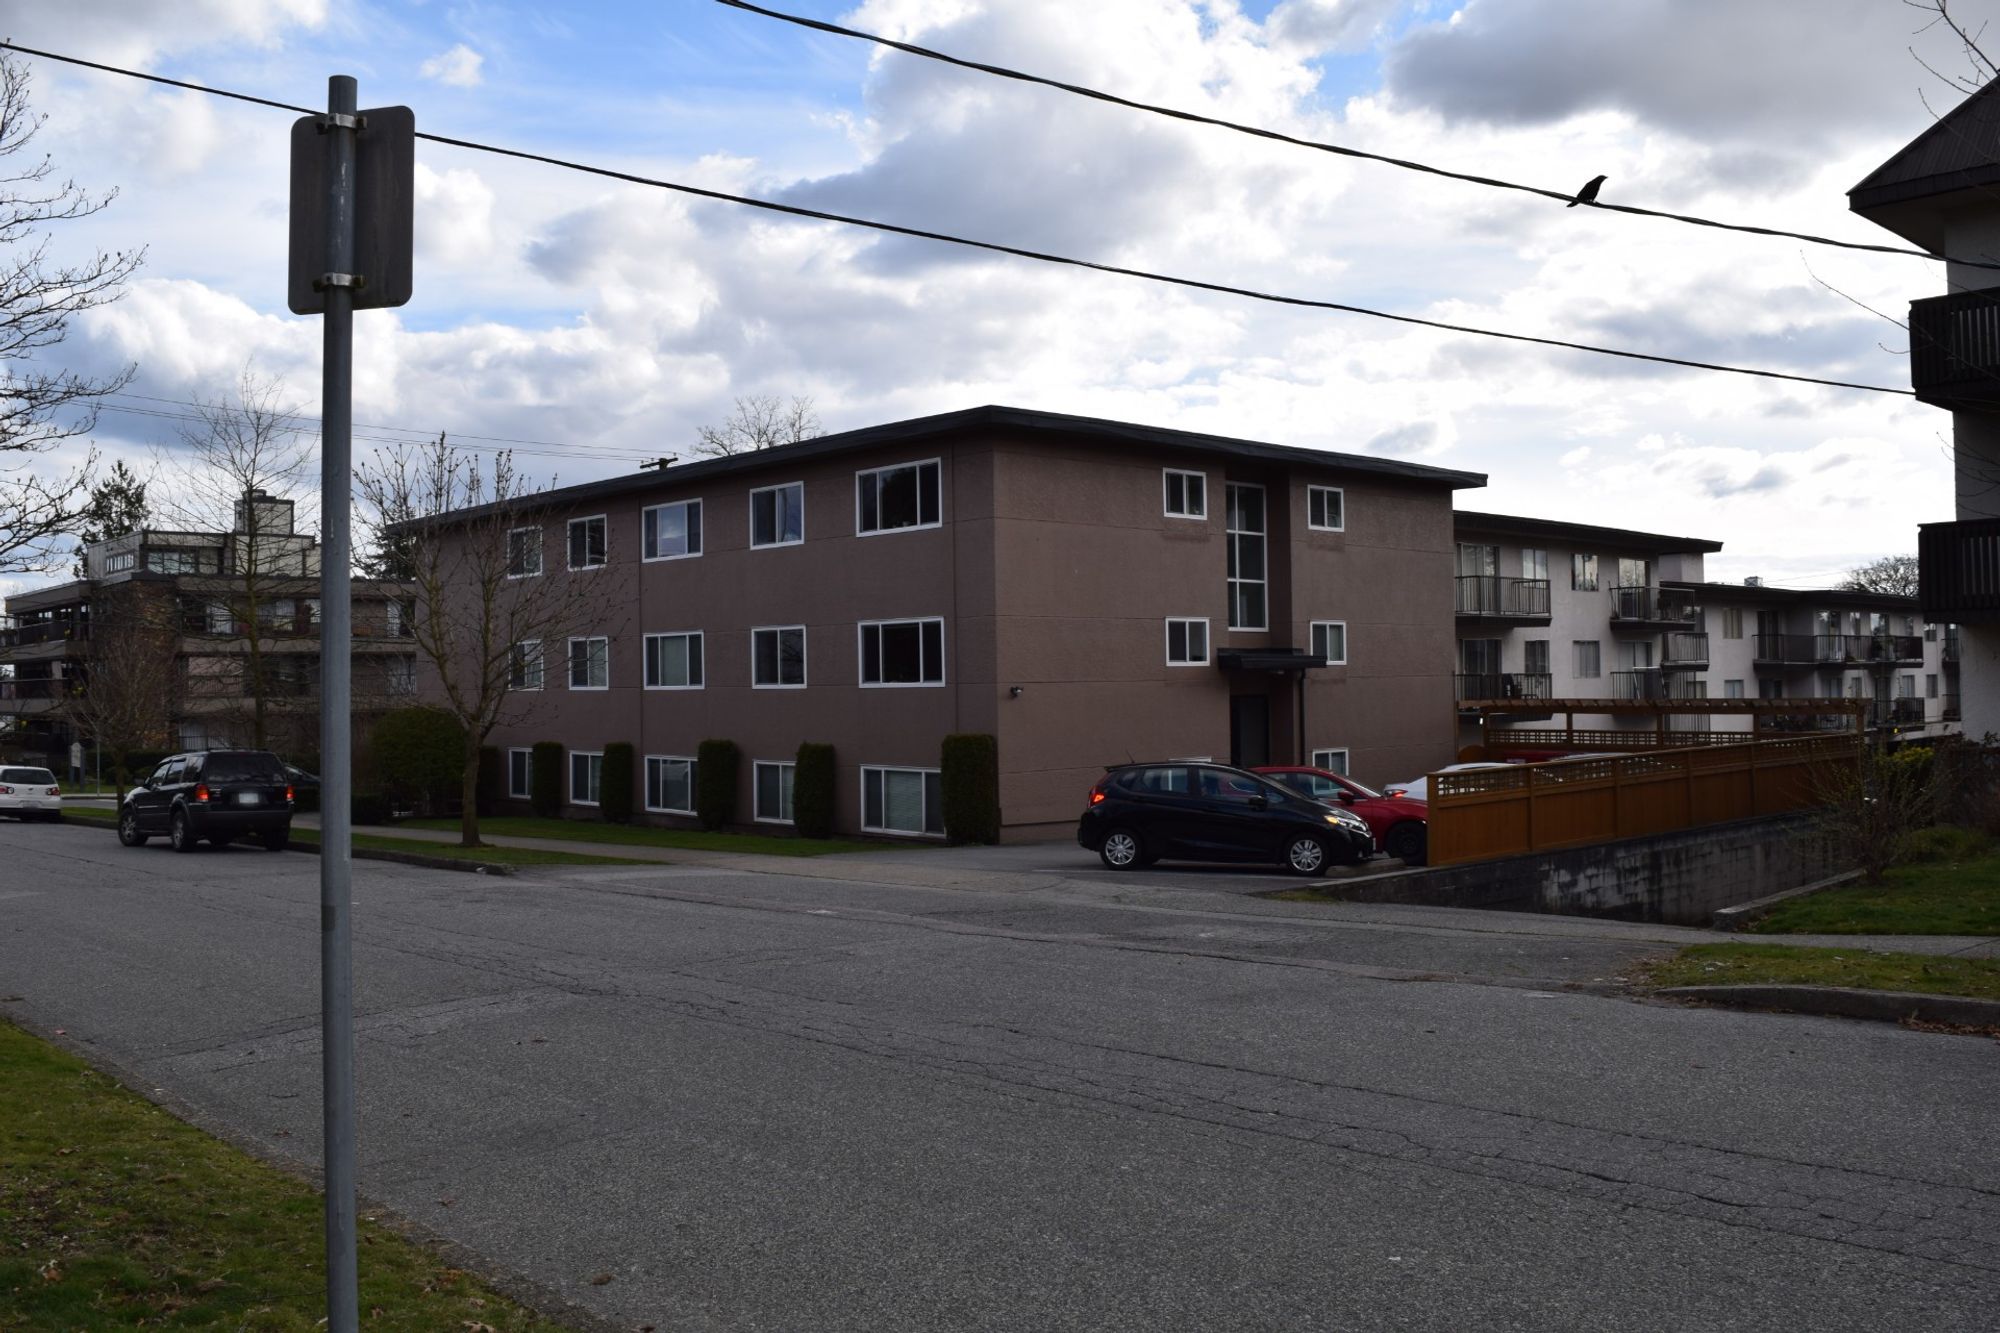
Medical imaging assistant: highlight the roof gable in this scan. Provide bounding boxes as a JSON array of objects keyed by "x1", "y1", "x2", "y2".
[{"x1": 1849, "y1": 77, "x2": 2000, "y2": 247}]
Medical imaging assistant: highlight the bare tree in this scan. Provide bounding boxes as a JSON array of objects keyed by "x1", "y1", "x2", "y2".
[
  {"x1": 1838, "y1": 553, "x2": 1920, "y2": 598},
  {"x1": 694, "y1": 394, "x2": 822, "y2": 458},
  {"x1": 0, "y1": 53, "x2": 145, "y2": 575},
  {"x1": 357, "y1": 434, "x2": 619, "y2": 847},
  {"x1": 1811, "y1": 741, "x2": 1939, "y2": 883},
  {"x1": 160, "y1": 368, "x2": 318, "y2": 748},
  {"x1": 57, "y1": 582, "x2": 175, "y2": 784}
]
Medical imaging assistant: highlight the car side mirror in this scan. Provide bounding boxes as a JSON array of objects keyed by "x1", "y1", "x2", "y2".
[
  {"x1": 1248, "y1": 794, "x2": 1268, "y2": 810},
  {"x1": 1336, "y1": 789, "x2": 1357, "y2": 804}
]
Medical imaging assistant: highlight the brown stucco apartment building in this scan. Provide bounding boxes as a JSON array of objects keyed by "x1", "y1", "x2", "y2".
[{"x1": 461, "y1": 407, "x2": 1484, "y2": 839}]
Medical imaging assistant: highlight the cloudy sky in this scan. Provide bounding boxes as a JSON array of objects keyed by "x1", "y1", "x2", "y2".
[{"x1": 2, "y1": 0, "x2": 1991, "y2": 598}]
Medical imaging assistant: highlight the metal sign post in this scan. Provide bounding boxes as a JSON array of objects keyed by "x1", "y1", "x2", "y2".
[{"x1": 288, "y1": 75, "x2": 412, "y2": 1333}]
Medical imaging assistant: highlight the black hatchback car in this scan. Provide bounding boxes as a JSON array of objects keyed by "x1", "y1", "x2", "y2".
[
  {"x1": 118, "y1": 749, "x2": 296, "y2": 853},
  {"x1": 1077, "y1": 761, "x2": 1374, "y2": 875}
]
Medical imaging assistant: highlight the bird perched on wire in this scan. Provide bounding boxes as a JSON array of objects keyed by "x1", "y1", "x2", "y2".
[{"x1": 1567, "y1": 174, "x2": 1606, "y2": 208}]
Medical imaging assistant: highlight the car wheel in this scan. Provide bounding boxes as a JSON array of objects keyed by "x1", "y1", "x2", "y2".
[
  {"x1": 117, "y1": 807, "x2": 149, "y2": 847},
  {"x1": 1284, "y1": 834, "x2": 1330, "y2": 877},
  {"x1": 1386, "y1": 822, "x2": 1428, "y2": 866},
  {"x1": 1098, "y1": 827, "x2": 1144, "y2": 870},
  {"x1": 169, "y1": 809, "x2": 197, "y2": 853},
  {"x1": 260, "y1": 828, "x2": 290, "y2": 852}
]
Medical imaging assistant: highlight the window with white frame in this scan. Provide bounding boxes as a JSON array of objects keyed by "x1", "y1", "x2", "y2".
[
  {"x1": 856, "y1": 460, "x2": 941, "y2": 535},
  {"x1": 567, "y1": 636, "x2": 609, "y2": 690},
  {"x1": 1307, "y1": 485, "x2": 1344, "y2": 532},
  {"x1": 1521, "y1": 548, "x2": 1549, "y2": 582},
  {"x1": 1721, "y1": 607, "x2": 1744, "y2": 640},
  {"x1": 507, "y1": 748, "x2": 533, "y2": 799},
  {"x1": 754, "y1": 760, "x2": 795, "y2": 823},
  {"x1": 569, "y1": 750, "x2": 603, "y2": 806},
  {"x1": 1226, "y1": 482, "x2": 1267, "y2": 631},
  {"x1": 1897, "y1": 674, "x2": 1916, "y2": 698},
  {"x1": 1163, "y1": 468, "x2": 1206, "y2": 519},
  {"x1": 643, "y1": 631, "x2": 704, "y2": 689},
  {"x1": 859, "y1": 618, "x2": 945, "y2": 686},
  {"x1": 508, "y1": 640, "x2": 543, "y2": 691},
  {"x1": 862, "y1": 766, "x2": 944, "y2": 836},
  {"x1": 641, "y1": 499, "x2": 702, "y2": 561},
  {"x1": 1571, "y1": 553, "x2": 1598, "y2": 591},
  {"x1": 1724, "y1": 679, "x2": 1745, "y2": 698},
  {"x1": 750, "y1": 482, "x2": 805, "y2": 548},
  {"x1": 1165, "y1": 617, "x2": 1209, "y2": 666},
  {"x1": 386, "y1": 658, "x2": 416, "y2": 695},
  {"x1": 1573, "y1": 640, "x2": 1602, "y2": 678},
  {"x1": 506, "y1": 526, "x2": 542, "y2": 578},
  {"x1": 1310, "y1": 748, "x2": 1349, "y2": 776},
  {"x1": 752, "y1": 626, "x2": 807, "y2": 687},
  {"x1": 567, "y1": 514, "x2": 607, "y2": 570},
  {"x1": 1311, "y1": 621, "x2": 1347, "y2": 665},
  {"x1": 645, "y1": 755, "x2": 697, "y2": 814}
]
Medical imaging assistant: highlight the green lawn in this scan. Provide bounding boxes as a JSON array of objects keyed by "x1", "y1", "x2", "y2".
[
  {"x1": 400, "y1": 815, "x2": 908, "y2": 857},
  {"x1": 1753, "y1": 841, "x2": 2000, "y2": 936},
  {"x1": 1640, "y1": 943, "x2": 2000, "y2": 1001},
  {"x1": 0, "y1": 1020, "x2": 575, "y2": 1331},
  {"x1": 55, "y1": 806, "x2": 650, "y2": 868}
]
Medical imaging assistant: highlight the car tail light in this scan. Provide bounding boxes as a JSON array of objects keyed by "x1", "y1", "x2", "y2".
[
  {"x1": 1087, "y1": 782, "x2": 1106, "y2": 805},
  {"x1": 48, "y1": 786, "x2": 59, "y2": 796},
  {"x1": 195, "y1": 784, "x2": 210, "y2": 803},
  {"x1": 0, "y1": 785, "x2": 11, "y2": 796},
  {"x1": 285, "y1": 785, "x2": 295, "y2": 803}
]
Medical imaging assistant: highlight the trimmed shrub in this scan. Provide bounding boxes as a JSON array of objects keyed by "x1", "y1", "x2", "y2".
[
  {"x1": 602, "y1": 742, "x2": 636, "y2": 824},
  {"x1": 940, "y1": 733, "x2": 1000, "y2": 845},
  {"x1": 370, "y1": 707, "x2": 466, "y2": 814},
  {"x1": 351, "y1": 792, "x2": 392, "y2": 826},
  {"x1": 793, "y1": 742, "x2": 837, "y2": 839},
  {"x1": 476, "y1": 745, "x2": 502, "y2": 816},
  {"x1": 696, "y1": 739, "x2": 740, "y2": 831},
  {"x1": 530, "y1": 741, "x2": 565, "y2": 818}
]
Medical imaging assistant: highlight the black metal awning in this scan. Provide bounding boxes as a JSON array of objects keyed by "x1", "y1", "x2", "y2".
[{"x1": 1216, "y1": 648, "x2": 1327, "y2": 674}]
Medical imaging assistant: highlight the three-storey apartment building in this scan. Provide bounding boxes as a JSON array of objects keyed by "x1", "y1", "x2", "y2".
[{"x1": 448, "y1": 406, "x2": 1483, "y2": 838}]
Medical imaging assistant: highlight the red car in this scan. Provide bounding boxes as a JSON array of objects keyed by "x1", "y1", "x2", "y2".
[{"x1": 1253, "y1": 766, "x2": 1428, "y2": 865}]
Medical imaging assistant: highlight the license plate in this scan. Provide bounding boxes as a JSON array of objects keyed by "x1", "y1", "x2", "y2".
[{"x1": 238, "y1": 791, "x2": 262, "y2": 806}]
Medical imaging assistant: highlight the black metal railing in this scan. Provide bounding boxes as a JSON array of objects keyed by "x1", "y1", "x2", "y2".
[
  {"x1": 1909, "y1": 290, "x2": 2000, "y2": 403},
  {"x1": 0, "y1": 619, "x2": 88, "y2": 650},
  {"x1": 1944, "y1": 632, "x2": 1961, "y2": 665},
  {"x1": 1662, "y1": 632, "x2": 1709, "y2": 666},
  {"x1": 1753, "y1": 633, "x2": 1821, "y2": 666},
  {"x1": 1610, "y1": 669, "x2": 1703, "y2": 702},
  {"x1": 1945, "y1": 693, "x2": 1962, "y2": 721},
  {"x1": 1454, "y1": 576, "x2": 1551, "y2": 619},
  {"x1": 1454, "y1": 672, "x2": 1553, "y2": 702},
  {"x1": 1874, "y1": 697, "x2": 1928, "y2": 727},
  {"x1": 1610, "y1": 585, "x2": 1700, "y2": 627},
  {"x1": 0, "y1": 678, "x2": 64, "y2": 701},
  {"x1": 1920, "y1": 516, "x2": 2000, "y2": 623}
]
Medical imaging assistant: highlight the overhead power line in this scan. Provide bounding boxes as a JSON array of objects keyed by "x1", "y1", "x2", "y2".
[
  {"x1": 0, "y1": 40, "x2": 1916, "y2": 398},
  {"x1": 715, "y1": 0, "x2": 1993, "y2": 272}
]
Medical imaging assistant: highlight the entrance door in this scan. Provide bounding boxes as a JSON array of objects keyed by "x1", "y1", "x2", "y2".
[{"x1": 1229, "y1": 694, "x2": 1271, "y2": 768}]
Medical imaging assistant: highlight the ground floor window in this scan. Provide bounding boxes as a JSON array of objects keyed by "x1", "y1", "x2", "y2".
[
  {"x1": 1310, "y1": 748, "x2": 1349, "y2": 775},
  {"x1": 646, "y1": 755, "x2": 696, "y2": 814},
  {"x1": 754, "y1": 760, "x2": 795, "y2": 823},
  {"x1": 862, "y1": 766, "x2": 944, "y2": 836},
  {"x1": 508, "y1": 748, "x2": 532, "y2": 799},
  {"x1": 570, "y1": 750, "x2": 603, "y2": 806}
]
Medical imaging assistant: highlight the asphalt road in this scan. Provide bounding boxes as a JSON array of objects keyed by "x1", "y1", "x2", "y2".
[{"x1": 4, "y1": 819, "x2": 1999, "y2": 1332}]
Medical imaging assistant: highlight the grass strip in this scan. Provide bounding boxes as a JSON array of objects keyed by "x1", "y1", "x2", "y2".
[
  {"x1": 399, "y1": 815, "x2": 908, "y2": 857},
  {"x1": 55, "y1": 806, "x2": 650, "y2": 868},
  {"x1": 0, "y1": 1019, "x2": 575, "y2": 1331},
  {"x1": 1752, "y1": 850, "x2": 2000, "y2": 936},
  {"x1": 1639, "y1": 943, "x2": 2000, "y2": 1001}
]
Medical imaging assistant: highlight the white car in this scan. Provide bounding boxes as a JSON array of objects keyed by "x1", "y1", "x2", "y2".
[
  {"x1": 0, "y1": 765, "x2": 62, "y2": 822},
  {"x1": 1383, "y1": 762, "x2": 1517, "y2": 803}
]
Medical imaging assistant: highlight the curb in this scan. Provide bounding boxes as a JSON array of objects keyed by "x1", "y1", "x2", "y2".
[
  {"x1": 62, "y1": 812, "x2": 515, "y2": 876},
  {"x1": 1655, "y1": 983, "x2": 2000, "y2": 1029},
  {"x1": 1710, "y1": 869, "x2": 1863, "y2": 931}
]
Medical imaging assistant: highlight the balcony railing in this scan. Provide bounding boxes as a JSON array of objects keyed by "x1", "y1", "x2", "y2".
[
  {"x1": 1609, "y1": 585, "x2": 1700, "y2": 628},
  {"x1": 1662, "y1": 632, "x2": 1709, "y2": 667},
  {"x1": 1753, "y1": 633, "x2": 1828, "y2": 666},
  {"x1": 1873, "y1": 697, "x2": 1928, "y2": 728},
  {"x1": 1610, "y1": 669, "x2": 1704, "y2": 702},
  {"x1": 1945, "y1": 693, "x2": 1962, "y2": 721},
  {"x1": 0, "y1": 678, "x2": 65, "y2": 701},
  {"x1": 1909, "y1": 290, "x2": 2000, "y2": 405},
  {"x1": 1920, "y1": 517, "x2": 2000, "y2": 624},
  {"x1": 0, "y1": 619, "x2": 88, "y2": 650},
  {"x1": 1944, "y1": 633, "x2": 1961, "y2": 665},
  {"x1": 1454, "y1": 672, "x2": 1553, "y2": 702},
  {"x1": 1453, "y1": 576, "x2": 1551, "y2": 621}
]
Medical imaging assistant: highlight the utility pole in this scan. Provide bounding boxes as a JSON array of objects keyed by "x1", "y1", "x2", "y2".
[{"x1": 289, "y1": 77, "x2": 412, "y2": 1333}]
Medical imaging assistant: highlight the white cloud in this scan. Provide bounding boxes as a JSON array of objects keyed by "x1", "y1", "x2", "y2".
[{"x1": 420, "y1": 44, "x2": 486, "y2": 89}]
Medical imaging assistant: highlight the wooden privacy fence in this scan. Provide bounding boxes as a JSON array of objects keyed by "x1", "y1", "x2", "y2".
[{"x1": 1425, "y1": 733, "x2": 1861, "y2": 868}]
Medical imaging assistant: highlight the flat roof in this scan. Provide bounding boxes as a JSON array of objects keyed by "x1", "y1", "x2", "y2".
[
  {"x1": 1665, "y1": 580, "x2": 1920, "y2": 611},
  {"x1": 1454, "y1": 510, "x2": 1723, "y2": 554},
  {"x1": 416, "y1": 404, "x2": 1488, "y2": 528}
]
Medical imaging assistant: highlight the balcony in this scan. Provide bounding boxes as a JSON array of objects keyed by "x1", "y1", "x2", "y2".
[
  {"x1": 1945, "y1": 693, "x2": 1962, "y2": 721},
  {"x1": 1454, "y1": 672, "x2": 1553, "y2": 703},
  {"x1": 1909, "y1": 290, "x2": 2000, "y2": 406},
  {"x1": 1611, "y1": 669, "x2": 1704, "y2": 702},
  {"x1": 0, "y1": 677, "x2": 65, "y2": 706},
  {"x1": 1753, "y1": 633, "x2": 1830, "y2": 668},
  {"x1": 1610, "y1": 585, "x2": 1699, "y2": 630},
  {"x1": 1944, "y1": 633, "x2": 1961, "y2": 666},
  {"x1": 1661, "y1": 632, "x2": 1709, "y2": 668},
  {"x1": 1454, "y1": 576, "x2": 1551, "y2": 625},
  {"x1": 1873, "y1": 697, "x2": 1928, "y2": 728},
  {"x1": 0, "y1": 618, "x2": 88, "y2": 651},
  {"x1": 1920, "y1": 517, "x2": 2000, "y2": 624},
  {"x1": 1843, "y1": 633, "x2": 1925, "y2": 666}
]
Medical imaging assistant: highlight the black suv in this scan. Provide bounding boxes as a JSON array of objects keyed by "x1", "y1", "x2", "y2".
[
  {"x1": 118, "y1": 750, "x2": 296, "y2": 853},
  {"x1": 1077, "y1": 761, "x2": 1374, "y2": 875}
]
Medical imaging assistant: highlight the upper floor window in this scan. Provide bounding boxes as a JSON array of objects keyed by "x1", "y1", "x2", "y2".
[
  {"x1": 642, "y1": 500, "x2": 702, "y2": 561},
  {"x1": 507, "y1": 527, "x2": 542, "y2": 578},
  {"x1": 508, "y1": 640, "x2": 543, "y2": 691},
  {"x1": 856, "y1": 460, "x2": 940, "y2": 535},
  {"x1": 1307, "y1": 485, "x2": 1343, "y2": 532},
  {"x1": 1571, "y1": 553, "x2": 1598, "y2": 591},
  {"x1": 386, "y1": 658, "x2": 416, "y2": 695},
  {"x1": 567, "y1": 636, "x2": 609, "y2": 690},
  {"x1": 750, "y1": 482, "x2": 805, "y2": 548},
  {"x1": 644, "y1": 631, "x2": 704, "y2": 690},
  {"x1": 147, "y1": 549, "x2": 206, "y2": 574},
  {"x1": 1226, "y1": 482, "x2": 1267, "y2": 631},
  {"x1": 859, "y1": 618, "x2": 945, "y2": 686},
  {"x1": 1165, "y1": 617, "x2": 1209, "y2": 666},
  {"x1": 1521, "y1": 548, "x2": 1548, "y2": 582},
  {"x1": 753, "y1": 625, "x2": 807, "y2": 688},
  {"x1": 1311, "y1": 620, "x2": 1347, "y2": 666},
  {"x1": 104, "y1": 551, "x2": 136, "y2": 574},
  {"x1": 1616, "y1": 556, "x2": 1650, "y2": 588},
  {"x1": 567, "y1": 515, "x2": 607, "y2": 570},
  {"x1": 1721, "y1": 607, "x2": 1743, "y2": 640},
  {"x1": 1163, "y1": 469, "x2": 1207, "y2": 520}
]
